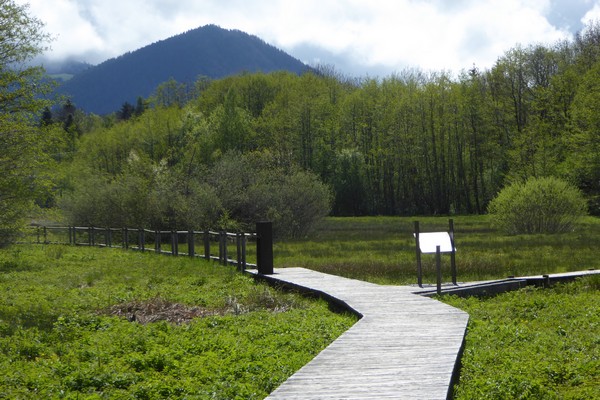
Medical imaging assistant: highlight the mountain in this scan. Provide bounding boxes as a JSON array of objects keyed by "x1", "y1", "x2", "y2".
[{"x1": 55, "y1": 25, "x2": 310, "y2": 114}]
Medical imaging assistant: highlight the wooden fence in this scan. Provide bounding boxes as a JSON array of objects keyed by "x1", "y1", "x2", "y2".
[{"x1": 27, "y1": 222, "x2": 275, "y2": 274}]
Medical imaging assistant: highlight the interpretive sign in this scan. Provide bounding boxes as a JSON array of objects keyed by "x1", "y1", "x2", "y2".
[
  {"x1": 414, "y1": 232, "x2": 455, "y2": 254},
  {"x1": 413, "y1": 220, "x2": 457, "y2": 290}
]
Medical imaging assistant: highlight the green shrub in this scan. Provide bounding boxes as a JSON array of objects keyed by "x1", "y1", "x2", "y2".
[
  {"x1": 63, "y1": 151, "x2": 331, "y2": 238},
  {"x1": 488, "y1": 177, "x2": 587, "y2": 234}
]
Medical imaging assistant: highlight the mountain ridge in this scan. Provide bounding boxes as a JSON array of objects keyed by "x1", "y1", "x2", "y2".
[{"x1": 55, "y1": 25, "x2": 311, "y2": 114}]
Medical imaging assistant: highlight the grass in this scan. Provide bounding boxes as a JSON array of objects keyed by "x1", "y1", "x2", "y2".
[
  {"x1": 274, "y1": 215, "x2": 600, "y2": 284},
  {"x1": 6, "y1": 215, "x2": 599, "y2": 398},
  {"x1": 274, "y1": 216, "x2": 600, "y2": 398},
  {"x1": 442, "y1": 276, "x2": 600, "y2": 399},
  {"x1": 0, "y1": 245, "x2": 356, "y2": 399}
]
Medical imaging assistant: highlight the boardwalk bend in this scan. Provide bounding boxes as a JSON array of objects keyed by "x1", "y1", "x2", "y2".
[{"x1": 247, "y1": 267, "x2": 470, "y2": 400}]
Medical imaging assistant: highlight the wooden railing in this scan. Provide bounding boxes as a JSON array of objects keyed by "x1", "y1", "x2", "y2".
[{"x1": 26, "y1": 222, "x2": 275, "y2": 274}]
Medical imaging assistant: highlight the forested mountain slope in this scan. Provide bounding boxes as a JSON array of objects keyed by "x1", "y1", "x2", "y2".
[{"x1": 55, "y1": 25, "x2": 309, "y2": 114}]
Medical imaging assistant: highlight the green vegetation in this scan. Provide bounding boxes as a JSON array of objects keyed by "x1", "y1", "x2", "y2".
[
  {"x1": 488, "y1": 177, "x2": 588, "y2": 234},
  {"x1": 6, "y1": 3, "x2": 600, "y2": 243},
  {"x1": 443, "y1": 276, "x2": 600, "y2": 399},
  {"x1": 0, "y1": 245, "x2": 356, "y2": 399},
  {"x1": 0, "y1": 0, "x2": 59, "y2": 246},
  {"x1": 273, "y1": 216, "x2": 600, "y2": 285}
]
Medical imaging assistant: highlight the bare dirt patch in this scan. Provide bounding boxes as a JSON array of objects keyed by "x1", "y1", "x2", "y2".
[{"x1": 103, "y1": 297, "x2": 225, "y2": 324}]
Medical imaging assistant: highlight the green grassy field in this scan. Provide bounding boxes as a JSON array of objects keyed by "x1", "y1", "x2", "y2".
[
  {"x1": 275, "y1": 216, "x2": 599, "y2": 399},
  {"x1": 3, "y1": 215, "x2": 599, "y2": 398},
  {"x1": 0, "y1": 245, "x2": 356, "y2": 399},
  {"x1": 444, "y1": 276, "x2": 599, "y2": 399},
  {"x1": 274, "y1": 215, "x2": 600, "y2": 284}
]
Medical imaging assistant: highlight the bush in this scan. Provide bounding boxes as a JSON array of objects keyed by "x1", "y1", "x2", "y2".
[
  {"x1": 62, "y1": 151, "x2": 331, "y2": 239},
  {"x1": 488, "y1": 177, "x2": 587, "y2": 234}
]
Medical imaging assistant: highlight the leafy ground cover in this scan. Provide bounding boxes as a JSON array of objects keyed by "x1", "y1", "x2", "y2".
[
  {"x1": 443, "y1": 276, "x2": 600, "y2": 399},
  {"x1": 0, "y1": 245, "x2": 356, "y2": 399},
  {"x1": 274, "y1": 216, "x2": 600, "y2": 284}
]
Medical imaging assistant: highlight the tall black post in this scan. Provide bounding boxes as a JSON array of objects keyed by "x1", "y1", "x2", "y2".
[
  {"x1": 256, "y1": 221, "x2": 273, "y2": 275},
  {"x1": 449, "y1": 219, "x2": 457, "y2": 285},
  {"x1": 436, "y1": 245, "x2": 442, "y2": 295},
  {"x1": 414, "y1": 221, "x2": 422, "y2": 287}
]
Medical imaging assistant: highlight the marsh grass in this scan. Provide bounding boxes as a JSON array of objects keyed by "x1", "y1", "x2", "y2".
[
  {"x1": 443, "y1": 277, "x2": 599, "y2": 399},
  {"x1": 0, "y1": 245, "x2": 356, "y2": 398},
  {"x1": 274, "y1": 216, "x2": 600, "y2": 284}
]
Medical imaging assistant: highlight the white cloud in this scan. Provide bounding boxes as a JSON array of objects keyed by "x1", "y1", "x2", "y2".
[
  {"x1": 16, "y1": 0, "x2": 592, "y2": 75},
  {"x1": 582, "y1": 1, "x2": 600, "y2": 24}
]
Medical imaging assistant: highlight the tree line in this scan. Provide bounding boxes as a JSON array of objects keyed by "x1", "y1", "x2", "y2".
[
  {"x1": 58, "y1": 20, "x2": 600, "y2": 219},
  {"x1": 3, "y1": 0, "x2": 600, "y2": 243}
]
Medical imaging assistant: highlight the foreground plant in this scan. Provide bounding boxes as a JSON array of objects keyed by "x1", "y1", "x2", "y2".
[
  {"x1": 0, "y1": 245, "x2": 356, "y2": 398},
  {"x1": 443, "y1": 276, "x2": 599, "y2": 399}
]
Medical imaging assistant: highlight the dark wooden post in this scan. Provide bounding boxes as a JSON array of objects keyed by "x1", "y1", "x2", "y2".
[
  {"x1": 123, "y1": 228, "x2": 129, "y2": 249},
  {"x1": 188, "y1": 230, "x2": 195, "y2": 257},
  {"x1": 139, "y1": 229, "x2": 145, "y2": 251},
  {"x1": 436, "y1": 245, "x2": 442, "y2": 295},
  {"x1": 203, "y1": 230, "x2": 210, "y2": 260},
  {"x1": 543, "y1": 274, "x2": 550, "y2": 288},
  {"x1": 155, "y1": 230, "x2": 161, "y2": 253},
  {"x1": 171, "y1": 231, "x2": 178, "y2": 256},
  {"x1": 43, "y1": 226, "x2": 47, "y2": 244},
  {"x1": 256, "y1": 221, "x2": 273, "y2": 275},
  {"x1": 449, "y1": 219, "x2": 457, "y2": 285},
  {"x1": 220, "y1": 232, "x2": 228, "y2": 265},
  {"x1": 236, "y1": 233, "x2": 243, "y2": 271},
  {"x1": 241, "y1": 233, "x2": 247, "y2": 271},
  {"x1": 414, "y1": 221, "x2": 422, "y2": 287},
  {"x1": 107, "y1": 228, "x2": 112, "y2": 248}
]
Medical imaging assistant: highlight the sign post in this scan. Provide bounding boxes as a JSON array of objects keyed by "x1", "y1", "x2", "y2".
[{"x1": 413, "y1": 219, "x2": 457, "y2": 291}]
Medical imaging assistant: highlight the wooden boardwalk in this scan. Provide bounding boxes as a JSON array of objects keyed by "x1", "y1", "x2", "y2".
[{"x1": 247, "y1": 268, "x2": 469, "y2": 399}]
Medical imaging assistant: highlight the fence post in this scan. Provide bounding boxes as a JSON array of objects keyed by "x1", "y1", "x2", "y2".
[
  {"x1": 139, "y1": 229, "x2": 145, "y2": 251},
  {"x1": 106, "y1": 228, "x2": 112, "y2": 248},
  {"x1": 449, "y1": 219, "x2": 457, "y2": 285},
  {"x1": 188, "y1": 230, "x2": 195, "y2": 257},
  {"x1": 436, "y1": 245, "x2": 442, "y2": 295},
  {"x1": 414, "y1": 221, "x2": 422, "y2": 287},
  {"x1": 220, "y1": 232, "x2": 228, "y2": 265},
  {"x1": 236, "y1": 233, "x2": 242, "y2": 271},
  {"x1": 256, "y1": 221, "x2": 273, "y2": 275},
  {"x1": 123, "y1": 228, "x2": 129, "y2": 249},
  {"x1": 203, "y1": 230, "x2": 210, "y2": 260},
  {"x1": 242, "y1": 233, "x2": 247, "y2": 271},
  {"x1": 155, "y1": 230, "x2": 161, "y2": 253},
  {"x1": 171, "y1": 231, "x2": 178, "y2": 256}
]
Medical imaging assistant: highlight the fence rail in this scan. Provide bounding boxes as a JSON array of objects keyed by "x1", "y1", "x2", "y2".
[{"x1": 26, "y1": 223, "x2": 275, "y2": 274}]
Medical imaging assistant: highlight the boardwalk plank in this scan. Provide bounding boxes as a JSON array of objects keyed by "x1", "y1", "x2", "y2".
[{"x1": 247, "y1": 268, "x2": 469, "y2": 400}]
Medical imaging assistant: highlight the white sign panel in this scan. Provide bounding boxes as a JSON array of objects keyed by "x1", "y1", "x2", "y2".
[{"x1": 415, "y1": 232, "x2": 455, "y2": 254}]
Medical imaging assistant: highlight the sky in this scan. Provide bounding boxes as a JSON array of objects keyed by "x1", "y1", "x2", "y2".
[{"x1": 17, "y1": 0, "x2": 600, "y2": 77}]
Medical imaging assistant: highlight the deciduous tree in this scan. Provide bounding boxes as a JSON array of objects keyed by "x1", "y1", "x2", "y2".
[{"x1": 0, "y1": 0, "x2": 54, "y2": 245}]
